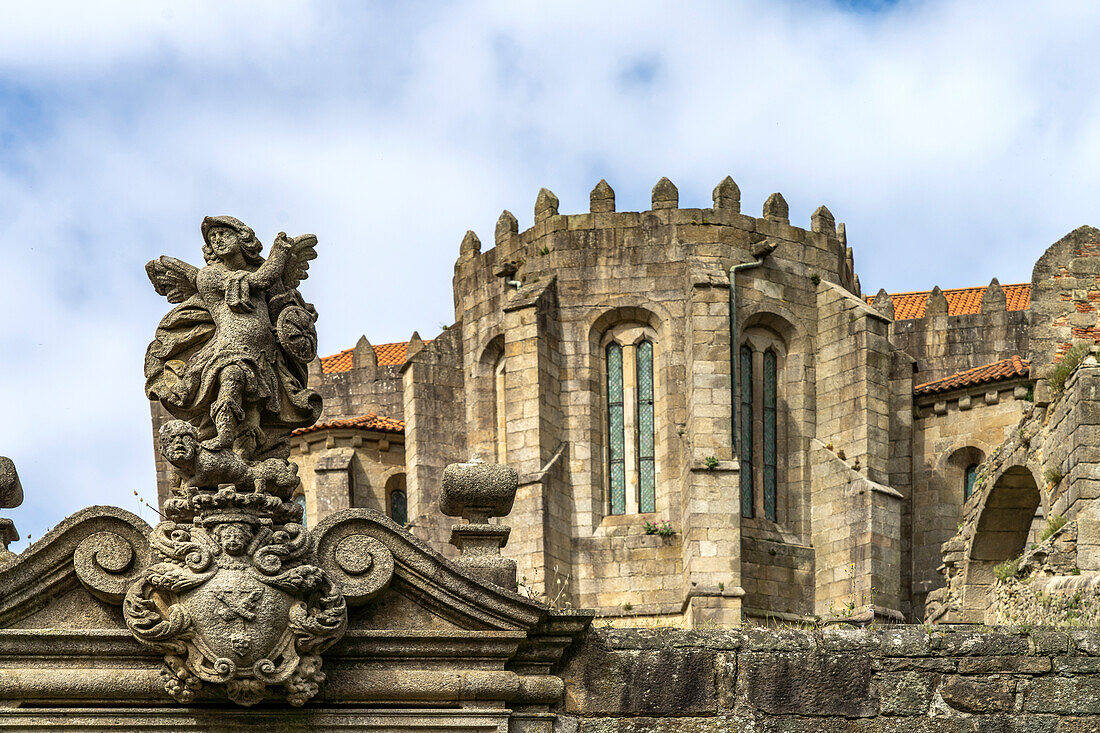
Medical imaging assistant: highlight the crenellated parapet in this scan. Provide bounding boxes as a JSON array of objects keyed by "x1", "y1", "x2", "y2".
[{"x1": 453, "y1": 177, "x2": 857, "y2": 322}]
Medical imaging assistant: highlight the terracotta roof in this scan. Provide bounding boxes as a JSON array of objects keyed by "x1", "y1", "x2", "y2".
[
  {"x1": 866, "y1": 283, "x2": 1030, "y2": 320},
  {"x1": 320, "y1": 340, "x2": 429, "y2": 373},
  {"x1": 914, "y1": 356, "x2": 1031, "y2": 396},
  {"x1": 292, "y1": 412, "x2": 405, "y2": 436}
]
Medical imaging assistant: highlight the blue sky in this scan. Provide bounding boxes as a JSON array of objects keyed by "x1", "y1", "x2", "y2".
[{"x1": 1, "y1": 0, "x2": 1099, "y2": 546}]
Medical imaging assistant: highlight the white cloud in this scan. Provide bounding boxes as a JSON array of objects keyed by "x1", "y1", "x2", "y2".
[{"x1": 2, "y1": 0, "x2": 1100, "y2": 546}]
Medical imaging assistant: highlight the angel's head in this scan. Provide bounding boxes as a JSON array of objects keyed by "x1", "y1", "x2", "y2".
[
  {"x1": 201, "y1": 216, "x2": 263, "y2": 268},
  {"x1": 160, "y1": 420, "x2": 199, "y2": 467}
]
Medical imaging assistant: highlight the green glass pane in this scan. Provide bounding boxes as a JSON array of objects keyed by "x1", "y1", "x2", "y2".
[
  {"x1": 607, "y1": 343, "x2": 626, "y2": 515},
  {"x1": 390, "y1": 490, "x2": 407, "y2": 526},
  {"x1": 740, "y1": 345, "x2": 754, "y2": 519},
  {"x1": 637, "y1": 340, "x2": 656, "y2": 514},
  {"x1": 965, "y1": 464, "x2": 979, "y2": 499},
  {"x1": 639, "y1": 459, "x2": 655, "y2": 513},
  {"x1": 764, "y1": 351, "x2": 777, "y2": 522}
]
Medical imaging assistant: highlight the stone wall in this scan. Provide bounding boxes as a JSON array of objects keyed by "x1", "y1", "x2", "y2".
[
  {"x1": 559, "y1": 626, "x2": 1100, "y2": 730},
  {"x1": 890, "y1": 305, "x2": 1029, "y2": 385}
]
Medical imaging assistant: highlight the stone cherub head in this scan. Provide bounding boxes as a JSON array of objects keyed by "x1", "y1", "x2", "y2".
[{"x1": 160, "y1": 419, "x2": 201, "y2": 474}]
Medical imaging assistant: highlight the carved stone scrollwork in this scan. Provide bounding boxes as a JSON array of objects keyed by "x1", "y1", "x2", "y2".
[
  {"x1": 75, "y1": 529, "x2": 149, "y2": 604},
  {"x1": 314, "y1": 513, "x2": 394, "y2": 606}
]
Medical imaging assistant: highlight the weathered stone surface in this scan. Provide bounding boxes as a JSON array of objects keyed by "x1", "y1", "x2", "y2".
[
  {"x1": 737, "y1": 650, "x2": 874, "y2": 717},
  {"x1": 875, "y1": 671, "x2": 936, "y2": 715},
  {"x1": 939, "y1": 676, "x2": 1015, "y2": 713},
  {"x1": 439, "y1": 458, "x2": 519, "y2": 520},
  {"x1": 564, "y1": 643, "x2": 717, "y2": 715}
]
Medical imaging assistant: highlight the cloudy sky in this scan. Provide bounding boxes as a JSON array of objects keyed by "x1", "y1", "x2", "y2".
[{"x1": 1, "y1": 0, "x2": 1098, "y2": 546}]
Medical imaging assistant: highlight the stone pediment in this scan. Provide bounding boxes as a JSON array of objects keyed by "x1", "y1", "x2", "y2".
[{"x1": 0, "y1": 504, "x2": 589, "y2": 720}]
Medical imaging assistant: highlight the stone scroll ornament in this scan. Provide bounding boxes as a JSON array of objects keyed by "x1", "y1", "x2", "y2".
[{"x1": 125, "y1": 217, "x2": 389, "y2": 706}]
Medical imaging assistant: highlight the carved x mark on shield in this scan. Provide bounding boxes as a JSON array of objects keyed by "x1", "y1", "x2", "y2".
[{"x1": 214, "y1": 589, "x2": 263, "y2": 622}]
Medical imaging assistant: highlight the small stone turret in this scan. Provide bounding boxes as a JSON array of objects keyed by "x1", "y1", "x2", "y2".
[
  {"x1": 926, "y1": 285, "x2": 949, "y2": 316},
  {"x1": 590, "y1": 179, "x2": 615, "y2": 213},
  {"x1": 535, "y1": 188, "x2": 559, "y2": 222},
  {"x1": 440, "y1": 458, "x2": 519, "y2": 588},
  {"x1": 763, "y1": 192, "x2": 789, "y2": 223},
  {"x1": 713, "y1": 176, "x2": 740, "y2": 212},
  {"x1": 495, "y1": 210, "x2": 518, "y2": 247},
  {"x1": 651, "y1": 177, "x2": 678, "y2": 210}
]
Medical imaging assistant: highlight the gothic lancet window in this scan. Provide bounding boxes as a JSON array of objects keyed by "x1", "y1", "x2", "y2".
[
  {"x1": 607, "y1": 343, "x2": 627, "y2": 515},
  {"x1": 603, "y1": 325, "x2": 659, "y2": 516},
  {"x1": 739, "y1": 345, "x2": 754, "y2": 519},
  {"x1": 636, "y1": 340, "x2": 656, "y2": 513},
  {"x1": 386, "y1": 474, "x2": 407, "y2": 526},
  {"x1": 740, "y1": 330, "x2": 785, "y2": 523}
]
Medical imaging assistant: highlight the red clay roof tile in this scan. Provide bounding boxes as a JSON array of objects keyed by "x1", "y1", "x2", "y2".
[
  {"x1": 320, "y1": 340, "x2": 430, "y2": 373},
  {"x1": 866, "y1": 283, "x2": 1030, "y2": 320},
  {"x1": 292, "y1": 412, "x2": 405, "y2": 436},
  {"x1": 914, "y1": 356, "x2": 1030, "y2": 396}
]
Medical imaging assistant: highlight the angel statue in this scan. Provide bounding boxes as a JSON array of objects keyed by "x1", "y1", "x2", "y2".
[{"x1": 145, "y1": 216, "x2": 323, "y2": 463}]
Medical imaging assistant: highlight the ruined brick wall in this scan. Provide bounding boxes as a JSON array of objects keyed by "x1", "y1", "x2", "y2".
[
  {"x1": 1031, "y1": 225, "x2": 1100, "y2": 387},
  {"x1": 559, "y1": 626, "x2": 1100, "y2": 729}
]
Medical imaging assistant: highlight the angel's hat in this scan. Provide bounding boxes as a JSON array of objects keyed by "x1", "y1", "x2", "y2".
[{"x1": 201, "y1": 216, "x2": 255, "y2": 245}]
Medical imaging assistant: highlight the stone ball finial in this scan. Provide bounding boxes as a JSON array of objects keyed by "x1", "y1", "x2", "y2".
[
  {"x1": 590, "y1": 179, "x2": 616, "y2": 213},
  {"x1": 651, "y1": 177, "x2": 678, "y2": 210},
  {"x1": 713, "y1": 176, "x2": 740, "y2": 212},
  {"x1": 763, "y1": 192, "x2": 789, "y2": 223},
  {"x1": 535, "y1": 188, "x2": 559, "y2": 223},
  {"x1": 440, "y1": 458, "x2": 518, "y2": 523},
  {"x1": 495, "y1": 210, "x2": 519, "y2": 246},
  {"x1": 0, "y1": 457, "x2": 23, "y2": 510}
]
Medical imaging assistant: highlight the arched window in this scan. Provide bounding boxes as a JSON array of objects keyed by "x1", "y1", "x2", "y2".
[
  {"x1": 494, "y1": 355, "x2": 507, "y2": 465},
  {"x1": 739, "y1": 330, "x2": 785, "y2": 523},
  {"x1": 739, "y1": 345, "x2": 754, "y2": 519},
  {"x1": 964, "y1": 464, "x2": 980, "y2": 500},
  {"x1": 603, "y1": 325, "x2": 659, "y2": 516},
  {"x1": 386, "y1": 473, "x2": 407, "y2": 526}
]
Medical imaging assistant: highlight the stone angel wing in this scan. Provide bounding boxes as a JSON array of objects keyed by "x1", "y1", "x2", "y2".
[
  {"x1": 146, "y1": 256, "x2": 200, "y2": 304},
  {"x1": 280, "y1": 233, "x2": 318, "y2": 290}
]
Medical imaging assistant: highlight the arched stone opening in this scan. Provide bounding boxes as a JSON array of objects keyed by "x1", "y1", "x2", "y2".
[{"x1": 961, "y1": 465, "x2": 1040, "y2": 620}]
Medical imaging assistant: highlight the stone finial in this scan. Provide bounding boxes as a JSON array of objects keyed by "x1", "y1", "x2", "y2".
[
  {"x1": 763, "y1": 192, "x2": 789, "y2": 223},
  {"x1": 845, "y1": 247, "x2": 855, "y2": 274},
  {"x1": 308, "y1": 356, "x2": 323, "y2": 381},
  {"x1": 0, "y1": 457, "x2": 23, "y2": 510},
  {"x1": 712, "y1": 176, "x2": 740, "y2": 212},
  {"x1": 651, "y1": 177, "x2": 678, "y2": 210},
  {"x1": 459, "y1": 230, "x2": 481, "y2": 258},
  {"x1": 352, "y1": 335, "x2": 376, "y2": 370},
  {"x1": 853, "y1": 274, "x2": 862, "y2": 297},
  {"x1": 590, "y1": 179, "x2": 616, "y2": 213},
  {"x1": 495, "y1": 210, "x2": 518, "y2": 247},
  {"x1": 0, "y1": 457, "x2": 22, "y2": 558},
  {"x1": 406, "y1": 331, "x2": 425, "y2": 360},
  {"x1": 981, "y1": 277, "x2": 1007, "y2": 313},
  {"x1": 837, "y1": 222, "x2": 847, "y2": 246},
  {"x1": 534, "y1": 188, "x2": 559, "y2": 223},
  {"x1": 440, "y1": 458, "x2": 519, "y2": 588},
  {"x1": 873, "y1": 289, "x2": 895, "y2": 319},
  {"x1": 926, "y1": 286, "x2": 949, "y2": 317},
  {"x1": 811, "y1": 205, "x2": 836, "y2": 235}
]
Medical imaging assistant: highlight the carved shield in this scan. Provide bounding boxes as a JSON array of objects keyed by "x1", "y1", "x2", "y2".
[{"x1": 181, "y1": 567, "x2": 298, "y2": 684}]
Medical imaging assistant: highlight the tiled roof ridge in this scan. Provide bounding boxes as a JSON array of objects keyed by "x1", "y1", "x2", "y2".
[
  {"x1": 319, "y1": 339, "x2": 432, "y2": 374},
  {"x1": 865, "y1": 282, "x2": 1030, "y2": 320},
  {"x1": 914, "y1": 355, "x2": 1031, "y2": 396},
  {"x1": 292, "y1": 412, "x2": 405, "y2": 436}
]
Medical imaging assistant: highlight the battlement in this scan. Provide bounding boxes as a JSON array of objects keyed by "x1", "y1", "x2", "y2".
[{"x1": 453, "y1": 176, "x2": 862, "y2": 298}]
